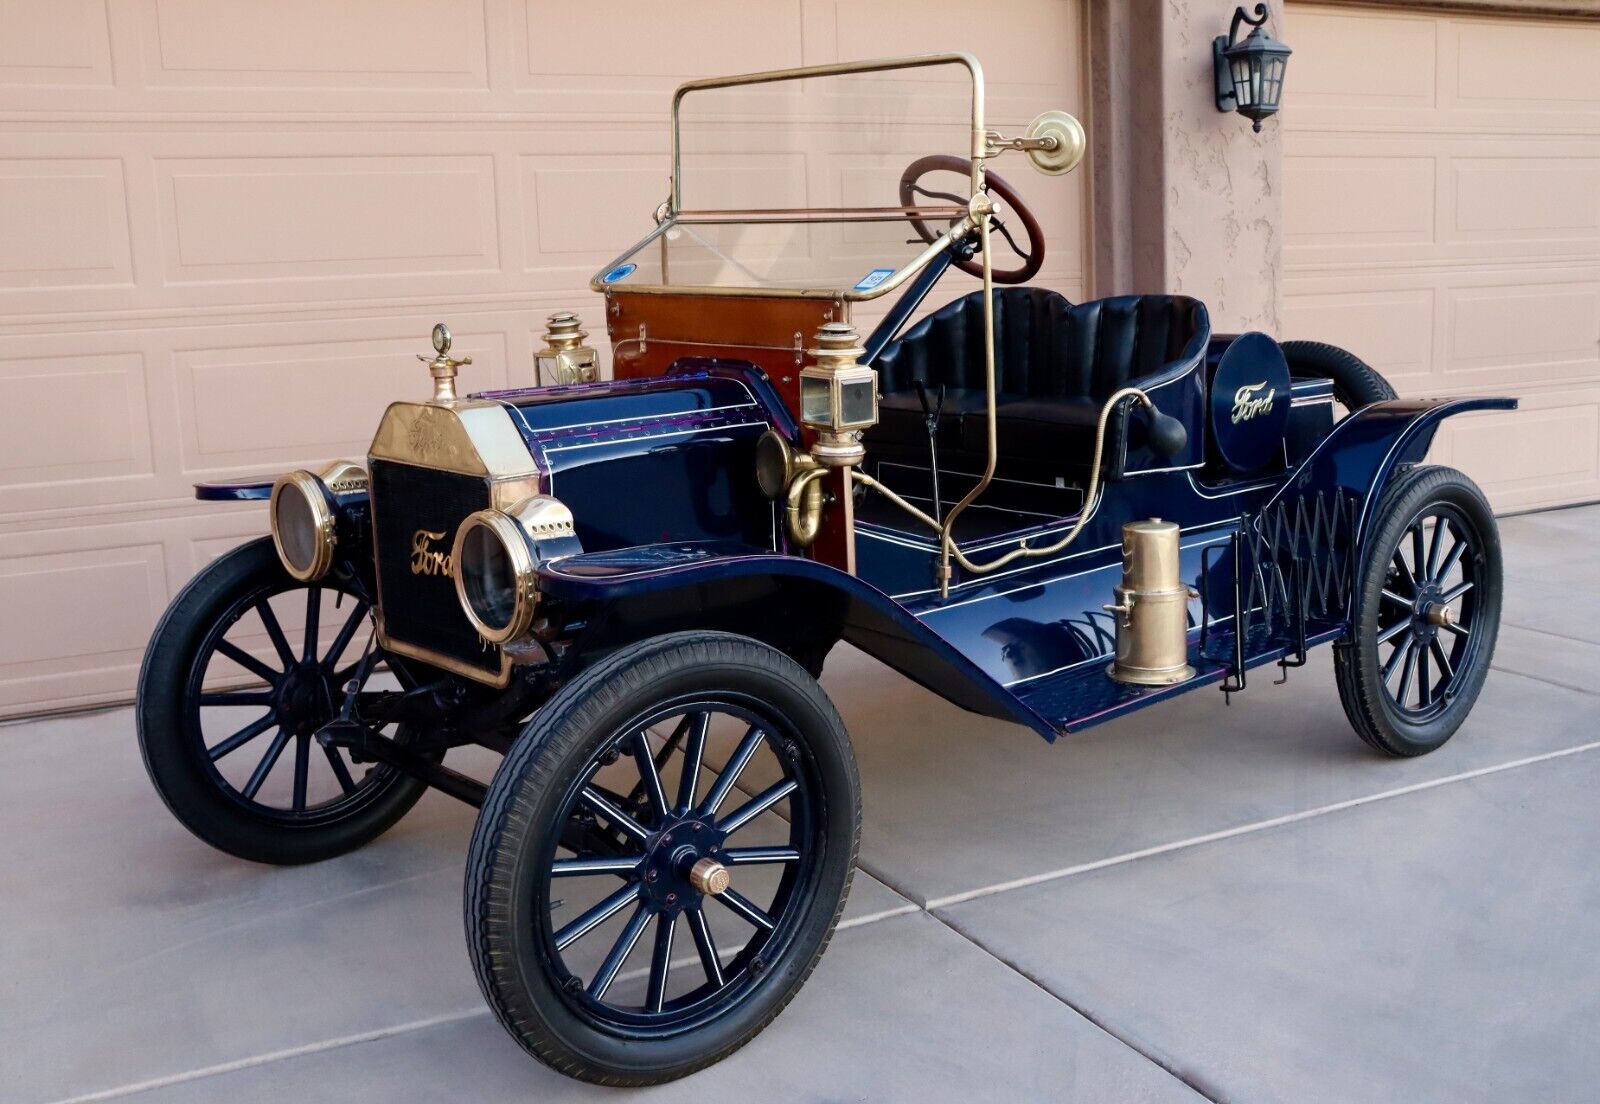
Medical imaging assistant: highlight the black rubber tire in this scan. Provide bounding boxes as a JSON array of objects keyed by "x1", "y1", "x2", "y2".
[
  {"x1": 1335, "y1": 466, "x2": 1502, "y2": 757},
  {"x1": 1282, "y1": 340, "x2": 1398, "y2": 410},
  {"x1": 464, "y1": 630, "x2": 860, "y2": 1086},
  {"x1": 137, "y1": 538, "x2": 428, "y2": 864}
]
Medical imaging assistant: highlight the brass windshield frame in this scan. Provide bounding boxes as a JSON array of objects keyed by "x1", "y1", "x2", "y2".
[{"x1": 588, "y1": 52, "x2": 987, "y2": 302}]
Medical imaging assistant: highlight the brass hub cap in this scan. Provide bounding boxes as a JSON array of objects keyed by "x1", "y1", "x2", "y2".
[{"x1": 689, "y1": 857, "x2": 731, "y2": 896}]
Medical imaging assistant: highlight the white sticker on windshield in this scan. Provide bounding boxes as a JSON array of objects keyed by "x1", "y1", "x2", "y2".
[{"x1": 853, "y1": 268, "x2": 895, "y2": 292}]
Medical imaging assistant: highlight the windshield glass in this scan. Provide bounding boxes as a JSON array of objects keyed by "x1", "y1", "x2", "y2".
[{"x1": 593, "y1": 55, "x2": 982, "y2": 299}]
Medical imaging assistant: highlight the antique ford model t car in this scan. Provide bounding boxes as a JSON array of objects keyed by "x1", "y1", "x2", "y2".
[{"x1": 138, "y1": 55, "x2": 1512, "y2": 1084}]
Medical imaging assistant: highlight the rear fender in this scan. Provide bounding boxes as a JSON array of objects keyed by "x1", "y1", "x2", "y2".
[
  {"x1": 1264, "y1": 395, "x2": 1516, "y2": 557},
  {"x1": 536, "y1": 545, "x2": 1053, "y2": 738}
]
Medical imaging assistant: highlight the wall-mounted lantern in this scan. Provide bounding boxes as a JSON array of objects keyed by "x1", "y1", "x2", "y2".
[{"x1": 1214, "y1": 3, "x2": 1292, "y2": 133}]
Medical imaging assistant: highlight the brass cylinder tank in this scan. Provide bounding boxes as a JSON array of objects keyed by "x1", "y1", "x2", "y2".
[{"x1": 1104, "y1": 518, "x2": 1197, "y2": 686}]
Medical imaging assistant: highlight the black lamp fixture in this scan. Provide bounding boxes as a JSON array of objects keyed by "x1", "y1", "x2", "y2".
[{"x1": 1214, "y1": 3, "x2": 1292, "y2": 132}]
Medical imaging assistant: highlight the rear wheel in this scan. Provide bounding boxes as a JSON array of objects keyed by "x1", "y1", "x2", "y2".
[
  {"x1": 1336, "y1": 466, "x2": 1501, "y2": 756},
  {"x1": 465, "y1": 631, "x2": 859, "y2": 1085},
  {"x1": 138, "y1": 537, "x2": 429, "y2": 864}
]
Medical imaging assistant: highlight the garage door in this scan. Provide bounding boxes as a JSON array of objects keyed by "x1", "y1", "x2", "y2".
[
  {"x1": 1283, "y1": 4, "x2": 1600, "y2": 513},
  {"x1": 0, "y1": 0, "x2": 1088, "y2": 717}
]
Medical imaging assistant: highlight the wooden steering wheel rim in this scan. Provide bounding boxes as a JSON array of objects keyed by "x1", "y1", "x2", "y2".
[{"x1": 897, "y1": 154, "x2": 1045, "y2": 284}]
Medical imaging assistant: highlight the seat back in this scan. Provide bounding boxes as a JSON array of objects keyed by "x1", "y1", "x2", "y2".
[{"x1": 872, "y1": 288, "x2": 1210, "y2": 404}]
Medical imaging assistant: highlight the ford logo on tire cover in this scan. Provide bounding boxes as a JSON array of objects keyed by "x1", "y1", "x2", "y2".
[{"x1": 1209, "y1": 331, "x2": 1291, "y2": 474}]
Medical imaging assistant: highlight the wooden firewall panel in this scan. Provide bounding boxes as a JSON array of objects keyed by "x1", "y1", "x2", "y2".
[
  {"x1": 604, "y1": 290, "x2": 847, "y2": 421},
  {"x1": 604, "y1": 289, "x2": 854, "y2": 571}
]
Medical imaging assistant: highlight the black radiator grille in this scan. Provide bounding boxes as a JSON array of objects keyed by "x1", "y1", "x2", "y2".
[{"x1": 369, "y1": 459, "x2": 499, "y2": 677}]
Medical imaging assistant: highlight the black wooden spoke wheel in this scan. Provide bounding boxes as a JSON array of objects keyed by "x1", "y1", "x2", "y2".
[
  {"x1": 138, "y1": 537, "x2": 429, "y2": 864},
  {"x1": 466, "y1": 631, "x2": 859, "y2": 1085},
  {"x1": 1336, "y1": 466, "x2": 1502, "y2": 757}
]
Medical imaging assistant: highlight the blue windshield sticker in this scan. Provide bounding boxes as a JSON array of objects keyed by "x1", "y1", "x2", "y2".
[
  {"x1": 853, "y1": 267, "x2": 895, "y2": 292},
  {"x1": 602, "y1": 262, "x2": 636, "y2": 284}
]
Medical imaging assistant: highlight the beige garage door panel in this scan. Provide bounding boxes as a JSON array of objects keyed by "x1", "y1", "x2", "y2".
[
  {"x1": 0, "y1": 0, "x2": 1088, "y2": 717},
  {"x1": 1284, "y1": 5, "x2": 1600, "y2": 513}
]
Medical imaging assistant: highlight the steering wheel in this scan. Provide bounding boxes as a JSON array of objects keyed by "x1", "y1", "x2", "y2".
[{"x1": 898, "y1": 155, "x2": 1044, "y2": 284}]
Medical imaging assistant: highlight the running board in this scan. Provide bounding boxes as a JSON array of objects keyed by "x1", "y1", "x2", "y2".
[{"x1": 1017, "y1": 623, "x2": 1346, "y2": 736}]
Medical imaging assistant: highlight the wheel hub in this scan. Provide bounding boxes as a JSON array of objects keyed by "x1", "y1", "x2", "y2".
[
  {"x1": 1408, "y1": 583, "x2": 1445, "y2": 643},
  {"x1": 638, "y1": 817, "x2": 725, "y2": 913},
  {"x1": 277, "y1": 662, "x2": 334, "y2": 734}
]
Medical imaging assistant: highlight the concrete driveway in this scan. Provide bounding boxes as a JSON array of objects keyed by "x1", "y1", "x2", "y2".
[{"x1": 3, "y1": 505, "x2": 1596, "y2": 1104}]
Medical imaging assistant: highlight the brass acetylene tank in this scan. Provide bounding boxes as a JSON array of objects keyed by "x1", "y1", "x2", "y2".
[{"x1": 1104, "y1": 519, "x2": 1197, "y2": 685}]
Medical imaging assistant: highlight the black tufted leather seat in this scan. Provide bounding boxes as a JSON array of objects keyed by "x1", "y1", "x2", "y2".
[{"x1": 869, "y1": 288, "x2": 1209, "y2": 468}]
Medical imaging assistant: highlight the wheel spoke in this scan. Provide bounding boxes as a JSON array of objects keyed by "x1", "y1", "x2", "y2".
[
  {"x1": 717, "y1": 779, "x2": 798, "y2": 837},
  {"x1": 291, "y1": 732, "x2": 310, "y2": 810},
  {"x1": 578, "y1": 786, "x2": 652, "y2": 845},
  {"x1": 1390, "y1": 551, "x2": 1413, "y2": 590},
  {"x1": 1409, "y1": 523, "x2": 1427, "y2": 584},
  {"x1": 1396, "y1": 641, "x2": 1419, "y2": 707},
  {"x1": 1425, "y1": 516, "x2": 1446, "y2": 581},
  {"x1": 720, "y1": 846, "x2": 801, "y2": 866},
  {"x1": 254, "y1": 600, "x2": 297, "y2": 668},
  {"x1": 645, "y1": 913, "x2": 677, "y2": 1013},
  {"x1": 676, "y1": 712, "x2": 709, "y2": 815},
  {"x1": 1382, "y1": 637, "x2": 1412, "y2": 682},
  {"x1": 323, "y1": 744, "x2": 357, "y2": 794},
  {"x1": 1440, "y1": 619, "x2": 1470, "y2": 640},
  {"x1": 1417, "y1": 646, "x2": 1432, "y2": 709},
  {"x1": 302, "y1": 586, "x2": 321, "y2": 662},
  {"x1": 1434, "y1": 534, "x2": 1467, "y2": 584},
  {"x1": 1380, "y1": 589, "x2": 1412, "y2": 611},
  {"x1": 1377, "y1": 618, "x2": 1412, "y2": 645},
  {"x1": 1441, "y1": 579, "x2": 1474, "y2": 604},
  {"x1": 686, "y1": 906, "x2": 725, "y2": 989},
  {"x1": 554, "y1": 882, "x2": 641, "y2": 951},
  {"x1": 1430, "y1": 638, "x2": 1455, "y2": 684},
  {"x1": 215, "y1": 639, "x2": 280, "y2": 684},
  {"x1": 207, "y1": 712, "x2": 277, "y2": 761},
  {"x1": 700, "y1": 725, "x2": 764, "y2": 818},
  {"x1": 715, "y1": 888, "x2": 777, "y2": 932},
  {"x1": 241, "y1": 726, "x2": 292, "y2": 800},
  {"x1": 630, "y1": 732, "x2": 671, "y2": 822},
  {"x1": 199, "y1": 689, "x2": 274, "y2": 708},
  {"x1": 551, "y1": 856, "x2": 640, "y2": 878},
  {"x1": 323, "y1": 603, "x2": 369, "y2": 669},
  {"x1": 587, "y1": 902, "x2": 653, "y2": 1001}
]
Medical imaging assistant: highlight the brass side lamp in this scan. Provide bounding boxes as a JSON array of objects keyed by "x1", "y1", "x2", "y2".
[
  {"x1": 536, "y1": 311, "x2": 599, "y2": 386},
  {"x1": 798, "y1": 322, "x2": 876, "y2": 468}
]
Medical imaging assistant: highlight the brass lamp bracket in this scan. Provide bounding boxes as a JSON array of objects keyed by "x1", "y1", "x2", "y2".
[
  {"x1": 418, "y1": 322, "x2": 471, "y2": 403},
  {"x1": 982, "y1": 111, "x2": 1088, "y2": 176},
  {"x1": 981, "y1": 129, "x2": 1058, "y2": 157}
]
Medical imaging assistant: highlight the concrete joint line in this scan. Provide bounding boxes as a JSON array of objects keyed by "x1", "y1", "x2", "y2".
[
  {"x1": 923, "y1": 738, "x2": 1600, "y2": 911},
  {"x1": 44, "y1": 1008, "x2": 490, "y2": 1104}
]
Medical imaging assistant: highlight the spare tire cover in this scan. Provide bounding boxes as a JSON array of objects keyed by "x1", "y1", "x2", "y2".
[{"x1": 1209, "y1": 332, "x2": 1291, "y2": 474}]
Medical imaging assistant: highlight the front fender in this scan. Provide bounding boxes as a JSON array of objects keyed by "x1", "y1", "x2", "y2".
[
  {"x1": 1265, "y1": 395, "x2": 1516, "y2": 552},
  {"x1": 537, "y1": 543, "x2": 1054, "y2": 738}
]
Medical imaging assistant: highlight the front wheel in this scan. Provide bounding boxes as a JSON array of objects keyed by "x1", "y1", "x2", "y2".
[
  {"x1": 1336, "y1": 465, "x2": 1502, "y2": 756},
  {"x1": 465, "y1": 631, "x2": 860, "y2": 1085},
  {"x1": 137, "y1": 537, "x2": 430, "y2": 864}
]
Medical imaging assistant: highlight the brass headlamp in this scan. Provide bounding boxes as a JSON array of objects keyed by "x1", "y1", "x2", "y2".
[
  {"x1": 268, "y1": 460, "x2": 368, "y2": 582},
  {"x1": 451, "y1": 495, "x2": 580, "y2": 644}
]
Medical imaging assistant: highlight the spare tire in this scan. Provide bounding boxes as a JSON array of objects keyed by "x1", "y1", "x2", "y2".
[{"x1": 1281, "y1": 340, "x2": 1397, "y2": 411}]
